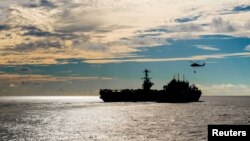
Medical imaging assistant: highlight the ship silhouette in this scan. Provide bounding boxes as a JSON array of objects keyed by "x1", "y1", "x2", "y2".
[{"x1": 100, "y1": 69, "x2": 202, "y2": 102}]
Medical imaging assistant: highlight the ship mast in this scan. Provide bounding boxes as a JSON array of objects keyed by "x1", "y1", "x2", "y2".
[{"x1": 142, "y1": 69, "x2": 154, "y2": 91}]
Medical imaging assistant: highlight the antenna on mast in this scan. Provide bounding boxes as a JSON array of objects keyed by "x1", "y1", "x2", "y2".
[{"x1": 142, "y1": 69, "x2": 153, "y2": 91}]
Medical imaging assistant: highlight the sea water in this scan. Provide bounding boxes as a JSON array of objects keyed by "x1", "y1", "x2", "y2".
[{"x1": 0, "y1": 96, "x2": 249, "y2": 141}]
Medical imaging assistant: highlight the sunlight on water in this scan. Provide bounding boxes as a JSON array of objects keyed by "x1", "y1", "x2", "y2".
[
  {"x1": 0, "y1": 96, "x2": 102, "y2": 103},
  {"x1": 0, "y1": 96, "x2": 250, "y2": 141}
]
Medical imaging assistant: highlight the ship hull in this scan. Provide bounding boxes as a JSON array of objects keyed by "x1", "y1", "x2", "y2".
[{"x1": 100, "y1": 89, "x2": 201, "y2": 103}]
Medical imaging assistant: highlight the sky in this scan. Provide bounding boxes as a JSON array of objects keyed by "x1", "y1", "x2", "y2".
[{"x1": 0, "y1": 0, "x2": 250, "y2": 96}]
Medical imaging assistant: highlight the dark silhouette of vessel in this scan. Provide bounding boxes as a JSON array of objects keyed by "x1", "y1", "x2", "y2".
[{"x1": 100, "y1": 69, "x2": 202, "y2": 102}]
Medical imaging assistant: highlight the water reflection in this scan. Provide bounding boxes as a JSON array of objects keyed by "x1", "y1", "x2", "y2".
[{"x1": 0, "y1": 96, "x2": 249, "y2": 141}]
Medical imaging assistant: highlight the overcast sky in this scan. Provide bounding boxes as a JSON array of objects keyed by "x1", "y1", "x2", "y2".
[{"x1": 0, "y1": 0, "x2": 250, "y2": 96}]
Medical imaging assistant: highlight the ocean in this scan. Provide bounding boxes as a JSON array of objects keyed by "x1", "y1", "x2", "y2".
[{"x1": 0, "y1": 96, "x2": 249, "y2": 141}]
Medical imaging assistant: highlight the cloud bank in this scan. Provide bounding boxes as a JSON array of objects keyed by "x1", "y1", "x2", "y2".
[
  {"x1": 0, "y1": 0, "x2": 250, "y2": 65},
  {"x1": 198, "y1": 83, "x2": 250, "y2": 96}
]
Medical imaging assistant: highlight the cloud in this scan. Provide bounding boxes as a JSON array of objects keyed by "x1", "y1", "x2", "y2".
[
  {"x1": 245, "y1": 44, "x2": 250, "y2": 51},
  {"x1": 39, "y1": 0, "x2": 56, "y2": 8},
  {"x1": 21, "y1": 25, "x2": 56, "y2": 37},
  {"x1": 245, "y1": 21, "x2": 250, "y2": 30},
  {"x1": 211, "y1": 17, "x2": 237, "y2": 33},
  {"x1": 0, "y1": 74, "x2": 114, "y2": 96},
  {"x1": 197, "y1": 83, "x2": 250, "y2": 96},
  {"x1": 175, "y1": 15, "x2": 200, "y2": 23},
  {"x1": 55, "y1": 22, "x2": 100, "y2": 33},
  {"x1": 22, "y1": 0, "x2": 56, "y2": 8},
  {"x1": 17, "y1": 25, "x2": 80, "y2": 40},
  {"x1": 0, "y1": 74, "x2": 113, "y2": 83},
  {"x1": 0, "y1": 0, "x2": 250, "y2": 65},
  {"x1": 84, "y1": 52, "x2": 250, "y2": 64},
  {"x1": 170, "y1": 23, "x2": 204, "y2": 32},
  {"x1": 0, "y1": 25, "x2": 10, "y2": 31},
  {"x1": 16, "y1": 67, "x2": 33, "y2": 73},
  {"x1": 118, "y1": 36, "x2": 169, "y2": 47},
  {"x1": 6, "y1": 5, "x2": 56, "y2": 31},
  {"x1": 195, "y1": 45, "x2": 220, "y2": 51},
  {"x1": 8, "y1": 40, "x2": 62, "y2": 52},
  {"x1": 53, "y1": 7, "x2": 104, "y2": 33},
  {"x1": 192, "y1": 52, "x2": 250, "y2": 59}
]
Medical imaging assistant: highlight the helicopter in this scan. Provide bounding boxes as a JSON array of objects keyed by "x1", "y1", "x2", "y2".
[{"x1": 189, "y1": 61, "x2": 205, "y2": 73}]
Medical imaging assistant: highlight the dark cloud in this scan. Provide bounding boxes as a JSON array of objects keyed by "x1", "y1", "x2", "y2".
[
  {"x1": 23, "y1": 0, "x2": 56, "y2": 8},
  {"x1": 19, "y1": 25, "x2": 40, "y2": 31},
  {"x1": 211, "y1": 17, "x2": 237, "y2": 32},
  {"x1": 201, "y1": 34, "x2": 234, "y2": 39},
  {"x1": 0, "y1": 25, "x2": 11, "y2": 31},
  {"x1": 150, "y1": 24, "x2": 203, "y2": 33},
  {"x1": 8, "y1": 41, "x2": 61, "y2": 52},
  {"x1": 174, "y1": 23, "x2": 203, "y2": 32},
  {"x1": 16, "y1": 67, "x2": 33, "y2": 73},
  {"x1": 175, "y1": 15, "x2": 200, "y2": 23},
  {"x1": 5, "y1": 33, "x2": 12, "y2": 37},
  {"x1": 55, "y1": 23, "x2": 99, "y2": 33},
  {"x1": 18, "y1": 25, "x2": 79, "y2": 40},
  {"x1": 138, "y1": 33, "x2": 161, "y2": 38},
  {"x1": 143, "y1": 28, "x2": 169, "y2": 33},
  {"x1": 142, "y1": 23, "x2": 203, "y2": 34},
  {"x1": 40, "y1": 0, "x2": 56, "y2": 8},
  {"x1": 21, "y1": 26, "x2": 56, "y2": 37}
]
